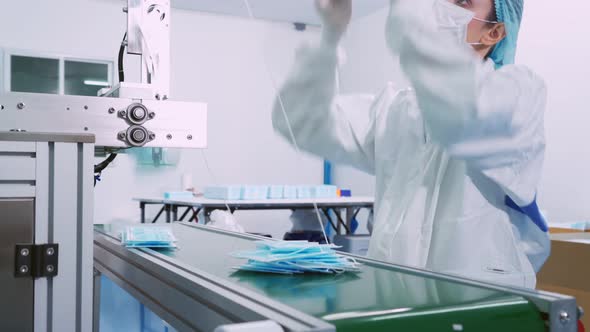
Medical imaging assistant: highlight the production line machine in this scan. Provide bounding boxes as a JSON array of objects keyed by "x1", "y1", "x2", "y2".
[
  {"x1": 94, "y1": 222, "x2": 582, "y2": 332},
  {"x1": 0, "y1": 0, "x2": 206, "y2": 330}
]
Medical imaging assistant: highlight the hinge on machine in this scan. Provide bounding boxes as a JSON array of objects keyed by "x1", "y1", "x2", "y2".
[{"x1": 14, "y1": 244, "x2": 59, "y2": 279}]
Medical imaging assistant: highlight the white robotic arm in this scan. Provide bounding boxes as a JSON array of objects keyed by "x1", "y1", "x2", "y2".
[{"x1": 124, "y1": 0, "x2": 171, "y2": 100}]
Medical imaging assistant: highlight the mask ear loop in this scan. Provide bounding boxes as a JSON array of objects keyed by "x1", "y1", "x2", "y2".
[
  {"x1": 242, "y1": 0, "x2": 330, "y2": 247},
  {"x1": 473, "y1": 17, "x2": 498, "y2": 24},
  {"x1": 468, "y1": 17, "x2": 499, "y2": 45}
]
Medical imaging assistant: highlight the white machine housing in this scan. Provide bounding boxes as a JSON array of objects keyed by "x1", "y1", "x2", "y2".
[
  {"x1": 0, "y1": 92, "x2": 206, "y2": 149},
  {"x1": 0, "y1": 0, "x2": 206, "y2": 149},
  {"x1": 104, "y1": 0, "x2": 171, "y2": 100},
  {"x1": 0, "y1": 132, "x2": 95, "y2": 332},
  {"x1": 0, "y1": 1, "x2": 206, "y2": 331}
]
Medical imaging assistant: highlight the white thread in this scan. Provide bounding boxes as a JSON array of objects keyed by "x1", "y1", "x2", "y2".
[
  {"x1": 200, "y1": 150, "x2": 233, "y2": 216},
  {"x1": 243, "y1": 0, "x2": 330, "y2": 245}
]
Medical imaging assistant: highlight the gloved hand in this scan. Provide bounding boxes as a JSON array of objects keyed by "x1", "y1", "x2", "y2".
[{"x1": 315, "y1": 0, "x2": 352, "y2": 46}]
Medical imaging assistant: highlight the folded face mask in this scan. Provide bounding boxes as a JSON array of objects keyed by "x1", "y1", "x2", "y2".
[{"x1": 121, "y1": 226, "x2": 178, "y2": 248}]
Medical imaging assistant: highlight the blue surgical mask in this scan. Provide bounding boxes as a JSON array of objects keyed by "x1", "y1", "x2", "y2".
[
  {"x1": 121, "y1": 226, "x2": 178, "y2": 248},
  {"x1": 232, "y1": 240, "x2": 361, "y2": 275}
]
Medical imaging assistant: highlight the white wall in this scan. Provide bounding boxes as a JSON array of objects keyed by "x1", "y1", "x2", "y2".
[
  {"x1": 329, "y1": 8, "x2": 391, "y2": 234},
  {"x1": 517, "y1": 1, "x2": 590, "y2": 222},
  {"x1": 0, "y1": 0, "x2": 324, "y2": 238},
  {"x1": 336, "y1": 2, "x2": 590, "y2": 223}
]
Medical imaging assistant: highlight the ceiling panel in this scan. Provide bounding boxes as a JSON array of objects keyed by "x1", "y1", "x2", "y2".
[{"x1": 171, "y1": 0, "x2": 388, "y2": 25}]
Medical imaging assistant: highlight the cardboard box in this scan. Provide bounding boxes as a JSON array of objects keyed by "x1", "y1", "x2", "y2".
[
  {"x1": 537, "y1": 233, "x2": 590, "y2": 327},
  {"x1": 550, "y1": 227, "x2": 587, "y2": 234},
  {"x1": 549, "y1": 222, "x2": 590, "y2": 234}
]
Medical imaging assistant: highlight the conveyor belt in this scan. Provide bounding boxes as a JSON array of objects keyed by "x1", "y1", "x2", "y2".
[{"x1": 94, "y1": 223, "x2": 578, "y2": 332}]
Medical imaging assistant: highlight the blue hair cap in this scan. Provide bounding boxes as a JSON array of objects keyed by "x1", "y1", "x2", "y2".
[{"x1": 490, "y1": 0, "x2": 524, "y2": 68}]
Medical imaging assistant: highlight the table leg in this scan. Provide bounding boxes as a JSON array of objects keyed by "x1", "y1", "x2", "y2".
[
  {"x1": 336, "y1": 209, "x2": 343, "y2": 235},
  {"x1": 193, "y1": 208, "x2": 202, "y2": 223},
  {"x1": 93, "y1": 268, "x2": 101, "y2": 332},
  {"x1": 321, "y1": 209, "x2": 338, "y2": 233},
  {"x1": 172, "y1": 205, "x2": 179, "y2": 222},
  {"x1": 140, "y1": 202, "x2": 146, "y2": 224},
  {"x1": 352, "y1": 208, "x2": 362, "y2": 220},
  {"x1": 204, "y1": 208, "x2": 211, "y2": 224},
  {"x1": 346, "y1": 207, "x2": 354, "y2": 235},
  {"x1": 333, "y1": 209, "x2": 351, "y2": 235},
  {"x1": 179, "y1": 207, "x2": 192, "y2": 221},
  {"x1": 152, "y1": 206, "x2": 166, "y2": 223},
  {"x1": 165, "y1": 204, "x2": 171, "y2": 223}
]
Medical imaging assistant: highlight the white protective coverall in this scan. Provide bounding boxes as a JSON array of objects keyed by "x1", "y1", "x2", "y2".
[{"x1": 272, "y1": 1, "x2": 550, "y2": 288}]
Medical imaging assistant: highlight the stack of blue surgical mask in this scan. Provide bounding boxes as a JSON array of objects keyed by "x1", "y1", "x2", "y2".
[
  {"x1": 232, "y1": 240, "x2": 361, "y2": 275},
  {"x1": 163, "y1": 191, "x2": 194, "y2": 200},
  {"x1": 548, "y1": 221, "x2": 590, "y2": 232},
  {"x1": 268, "y1": 185, "x2": 284, "y2": 199},
  {"x1": 241, "y1": 185, "x2": 270, "y2": 200},
  {"x1": 204, "y1": 185, "x2": 243, "y2": 200},
  {"x1": 204, "y1": 185, "x2": 338, "y2": 200},
  {"x1": 283, "y1": 185, "x2": 298, "y2": 199},
  {"x1": 120, "y1": 226, "x2": 178, "y2": 249},
  {"x1": 570, "y1": 221, "x2": 590, "y2": 231}
]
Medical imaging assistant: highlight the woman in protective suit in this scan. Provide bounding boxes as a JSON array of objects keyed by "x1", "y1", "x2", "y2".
[{"x1": 272, "y1": 0, "x2": 549, "y2": 288}]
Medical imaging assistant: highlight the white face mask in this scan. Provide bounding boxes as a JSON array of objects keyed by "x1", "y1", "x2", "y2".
[{"x1": 433, "y1": 0, "x2": 497, "y2": 46}]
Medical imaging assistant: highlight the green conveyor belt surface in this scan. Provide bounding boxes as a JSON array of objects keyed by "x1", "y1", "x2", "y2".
[{"x1": 96, "y1": 224, "x2": 545, "y2": 331}]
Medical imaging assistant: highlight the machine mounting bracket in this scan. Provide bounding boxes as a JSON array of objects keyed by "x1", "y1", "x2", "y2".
[{"x1": 14, "y1": 244, "x2": 59, "y2": 279}]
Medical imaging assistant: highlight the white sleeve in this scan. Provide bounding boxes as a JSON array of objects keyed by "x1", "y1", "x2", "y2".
[
  {"x1": 388, "y1": 1, "x2": 547, "y2": 205},
  {"x1": 448, "y1": 67, "x2": 547, "y2": 205},
  {"x1": 272, "y1": 43, "x2": 377, "y2": 174}
]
